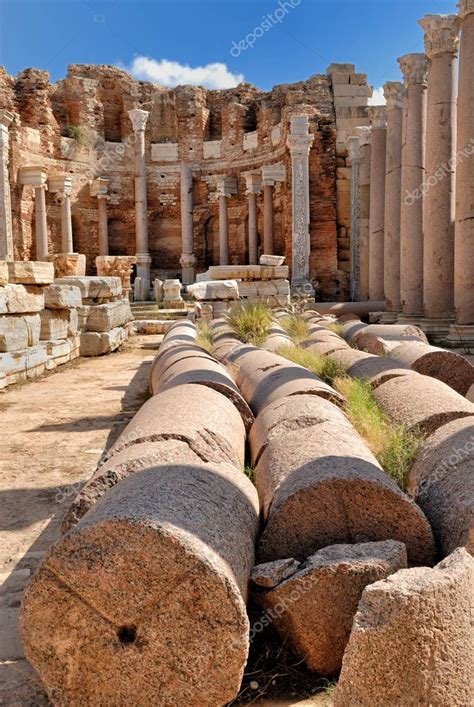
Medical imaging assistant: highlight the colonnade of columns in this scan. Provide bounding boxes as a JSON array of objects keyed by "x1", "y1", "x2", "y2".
[{"x1": 349, "y1": 3, "x2": 474, "y2": 341}]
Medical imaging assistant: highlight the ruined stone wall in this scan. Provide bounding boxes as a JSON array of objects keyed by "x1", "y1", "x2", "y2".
[{"x1": 0, "y1": 63, "x2": 370, "y2": 300}]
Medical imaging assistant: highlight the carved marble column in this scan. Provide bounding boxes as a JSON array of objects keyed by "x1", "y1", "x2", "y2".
[
  {"x1": 418, "y1": 14, "x2": 460, "y2": 338},
  {"x1": 179, "y1": 163, "x2": 196, "y2": 285},
  {"x1": 451, "y1": 0, "x2": 474, "y2": 340},
  {"x1": 216, "y1": 176, "x2": 237, "y2": 266},
  {"x1": 261, "y1": 163, "x2": 286, "y2": 256},
  {"x1": 48, "y1": 175, "x2": 74, "y2": 254},
  {"x1": 368, "y1": 106, "x2": 387, "y2": 301},
  {"x1": 357, "y1": 127, "x2": 371, "y2": 301},
  {"x1": 245, "y1": 172, "x2": 262, "y2": 265},
  {"x1": 383, "y1": 82, "x2": 405, "y2": 320},
  {"x1": 0, "y1": 111, "x2": 14, "y2": 260},
  {"x1": 128, "y1": 109, "x2": 151, "y2": 294},
  {"x1": 286, "y1": 116, "x2": 314, "y2": 293},
  {"x1": 347, "y1": 136, "x2": 361, "y2": 301},
  {"x1": 90, "y1": 177, "x2": 110, "y2": 257},
  {"x1": 397, "y1": 53, "x2": 429, "y2": 322},
  {"x1": 19, "y1": 166, "x2": 49, "y2": 261}
]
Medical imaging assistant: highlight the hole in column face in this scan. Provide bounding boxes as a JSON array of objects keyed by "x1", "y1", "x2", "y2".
[{"x1": 118, "y1": 625, "x2": 137, "y2": 644}]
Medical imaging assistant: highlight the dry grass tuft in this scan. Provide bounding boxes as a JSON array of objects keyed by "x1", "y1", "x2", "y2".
[
  {"x1": 226, "y1": 303, "x2": 273, "y2": 347},
  {"x1": 280, "y1": 315, "x2": 310, "y2": 344},
  {"x1": 277, "y1": 344, "x2": 346, "y2": 385},
  {"x1": 195, "y1": 322, "x2": 213, "y2": 352}
]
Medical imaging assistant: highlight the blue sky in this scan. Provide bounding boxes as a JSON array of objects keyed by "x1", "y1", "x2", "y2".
[{"x1": 0, "y1": 0, "x2": 457, "y2": 98}]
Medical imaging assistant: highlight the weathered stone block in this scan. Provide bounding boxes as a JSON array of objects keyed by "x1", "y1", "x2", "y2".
[
  {"x1": 187, "y1": 280, "x2": 239, "y2": 301},
  {"x1": 79, "y1": 325, "x2": 129, "y2": 356},
  {"x1": 83, "y1": 300, "x2": 133, "y2": 332},
  {"x1": 0, "y1": 344, "x2": 48, "y2": 386},
  {"x1": 6, "y1": 261, "x2": 54, "y2": 285},
  {"x1": 0, "y1": 314, "x2": 40, "y2": 352},
  {"x1": 49, "y1": 254, "x2": 86, "y2": 278},
  {"x1": 55, "y1": 276, "x2": 122, "y2": 300},
  {"x1": 0, "y1": 261, "x2": 8, "y2": 286},
  {"x1": 0, "y1": 284, "x2": 44, "y2": 314},
  {"x1": 43, "y1": 284, "x2": 82, "y2": 310},
  {"x1": 40, "y1": 309, "x2": 78, "y2": 340},
  {"x1": 259, "y1": 255, "x2": 286, "y2": 266}
]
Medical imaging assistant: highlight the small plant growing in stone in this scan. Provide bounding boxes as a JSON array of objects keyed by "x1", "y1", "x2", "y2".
[
  {"x1": 67, "y1": 125, "x2": 88, "y2": 146},
  {"x1": 280, "y1": 315, "x2": 310, "y2": 344},
  {"x1": 226, "y1": 302, "x2": 273, "y2": 347},
  {"x1": 324, "y1": 321, "x2": 345, "y2": 337},
  {"x1": 195, "y1": 321, "x2": 213, "y2": 352},
  {"x1": 276, "y1": 344, "x2": 346, "y2": 385}
]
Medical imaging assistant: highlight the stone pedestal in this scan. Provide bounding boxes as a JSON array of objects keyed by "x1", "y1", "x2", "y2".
[
  {"x1": 368, "y1": 107, "x2": 387, "y2": 302},
  {"x1": 0, "y1": 111, "x2": 14, "y2": 261},
  {"x1": 453, "y1": 0, "x2": 474, "y2": 327},
  {"x1": 90, "y1": 178, "x2": 110, "y2": 257},
  {"x1": 245, "y1": 172, "x2": 262, "y2": 265},
  {"x1": 19, "y1": 166, "x2": 49, "y2": 261},
  {"x1": 357, "y1": 127, "x2": 371, "y2": 301},
  {"x1": 383, "y1": 83, "x2": 404, "y2": 317},
  {"x1": 347, "y1": 136, "x2": 361, "y2": 301},
  {"x1": 418, "y1": 14, "x2": 460, "y2": 337},
  {"x1": 286, "y1": 116, "x2": 314, "y2": 295},
  {"x1": 96, "y1": 255, "x2": 137, "y2": 298},
  {"x1": 49, "y1": 175, "x2": 74, "y2": 254},
  {"x1": 180, "y1": 163, "x2": 196, "y2": 285},
  {"x1": 397, "y1": 53, "x2": 429, "y2": 322},
  {"x1": 128, "y1": 109, "x2": 151, "y2": 296}
]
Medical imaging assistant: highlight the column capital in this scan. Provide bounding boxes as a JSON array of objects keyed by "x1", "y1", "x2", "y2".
[
  {"x1": 90, "y1": 177, "x2": 109, "y2": 198},
  {"x1": 0, "y1": 110, "x2": 14, "y2": 128},
  {"x1": 244, "y1": 172, "x2": 262, "y2": 194},
  {"x1": 368, "y1": 106, "x2": 387, "y2": 130},
  {"x1": 179, "y1": 253, "x2": 197, "y2": 268},
  {"x1": 216, "y1": 175, "x2": 237, "y2": 197},
  {"x1": 458, "y1": 0, "x2": 474, "y2": 18},
  {"x1": 383, "y1": 81, "x2": 405, "y2": 110},
  {"x1": 127, "y1": 108, "x2": 149, "y2": 133},
  {"x1": 286, "y1": 114, "x2": 314, "y2": 157},
  {"x1": 347, "y1": 136, "x2": 361, "y2": 161},
  {"x1": 18, "y1": 166, "x2": 48, "y2": 188},
  {"x1": 48, "y1": 174, "x2": 73, "y2": 196},
  {"x1": 418, "y1": 14, "x2": 460, "y2": 58},
  {"x1": 261, "y1": 162, "x2": 286, "y2": 184},
  {"x1": 397, "y1": 53, "x2": 429, "y2": 86}
]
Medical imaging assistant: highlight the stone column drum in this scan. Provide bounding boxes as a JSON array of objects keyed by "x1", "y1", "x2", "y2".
[
  {"x1": 397, "y1": 53, "x2": 429, "y2": 321},
  {"x1": 418, "y1": 14, "x2": 460, "y2": 336},
  {"x1": 245, "y1": 172, "x2": 262, "y2": 265},
  {"x1": 128, "y1": 108, "x2": 151, "y2": 295},
  {"x1": 453, "y1": 0, "x2": 474, "y2": 331},
  {"x1": 0, "y1": 110, "x2": 14, "y2": 261},
  {"x1": 347, "y1": 136, "x2": 361, "y2": 301},
  {"x1": 368, "y1": 107, "x2": 387, "y2": 302},
  {"x1": 383, "y1": 82, "x2": 404, "y2": 319},
  {"x1": 179, "y1": 163, "x2": 196, "y2": 285}
]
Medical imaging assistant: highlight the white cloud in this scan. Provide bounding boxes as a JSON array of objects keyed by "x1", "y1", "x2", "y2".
[
  {"x1": 125, "y1": 56, "x2": 245, "y2": 90},
  {"x1": 368, "y1": 86, "x2": 386, "y2": 106}
]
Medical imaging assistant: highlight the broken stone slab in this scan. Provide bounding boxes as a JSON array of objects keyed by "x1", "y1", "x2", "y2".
[
  {"x1": 408, "y1": 416, "x2": 474, "y2": 557},
  {"x1": 254, "y1": 541, "x2": 407, "y2": 675},
  {"x1": 187, "y1": 280, "x2": 239, "y2": 301},
  {"x1": 207, "y1": 265, "x2": 289, "y2": 281},
  {"x1": 0, "y1": 261, "x2": 8, "y2": 286},
  {"x1": 350, "y1": 323, "x2": 428, "y2": 355},
  {"x1": 252, "y1": 404, "x2": 435, "y2": 566},
  {"x1": 0, "y1": 284, "x2": 44, "y2": 314},
  {"x1": 82, "y1": 299, "x2": 133, "y2": 332},
  {"x1": 20, "y1": 461, "x2": 259, "y2": 706},
  {"x1": 79, "y1": 326, "x2": 129, "y2": 356},
  {"x1": 133, "y1": 319, "x2": 175, "y2": 335},
  {"x1": 0, "y1": 314, "x2": 40, "y2": 352},
  {"x1": 152, "y1": 355, "x2": 254, "y2": 431},
  {"x1": 55, "y1": 276, "x2": 122, "y2": 300},
  {"x1": 43, "y1": 284, "x2": 82, "y2": 310},
  {"x1": 372, "y1": 370, "x2": 474, "y2": 435},
  {"x1": 334, "y1": 548, "x2": 474, "y2": 706},
  {"x1": 259, "y1": 254, "x2": 286, "y2": 266},
  {"x1": 49, "y1": 253, "x2": 86, "y2": 278},
  {"x1": 44, "y1": 337, "x2": 80, "y2": 371},
  {"x1": 40, "y1": 309, "x2": 78, "y2": 341},
  {"x1": 61, "y1": 438, "x2": 205, "y2": 533},
  {"x1": 6, "y1": 261, "x2": 54, "y2": 285},
  {"x1": 251, "y1": 558, "x2": 301, "y2": 588},
  {"x1": 391, "y1": 341, "x2": 474, "y2": 396}
]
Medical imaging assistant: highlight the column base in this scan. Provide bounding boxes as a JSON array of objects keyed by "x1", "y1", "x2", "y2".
[
  {"x1": 396, "y1": 312, "x2": 425, "y2": 325},
  {"x1": 446, "y1": 324, "x2": 474, "y2": 350},
  {"x1": 136, "y1": 252, "x2": 151, "y2": 299},
  {"x1": 417, "y1": 316, "x2": 455, "y2": 344},
  {"x1": 180, "y1": 253, "x2": 197, "y2": 286},
  {"x1": 380, "y1": 311, "x2": 399, "y2": 324}
]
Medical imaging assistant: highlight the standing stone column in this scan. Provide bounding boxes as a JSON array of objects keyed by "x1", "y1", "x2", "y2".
[
  {"x1": 367, "y1": 107, "x2": 387, "y2": 302},
  {"x1": 383, "y1": 82, "x2": 405, "y2": 321},
  {"x1": 357, "y1": 127, "x2": 371, "y2": 301},
  {"x1": 19, "y1": 166, "x2": 49, "y2": 261},
  {"x1": 90, "y1": 178, "x2": 110, "y2": 256},
  {"x1": 286, "y1": 115, "x2": 314, "y2": 293},
  {"x1": 48, "y1": 175, "x2": 74, "y2": 254},
  {"x1": 179, "y1": 163, "x2": 197, "y2": 285},
  {"x1": 263, "y1": 180, "x2": 274, "y2": 255},
  {"x1": 128, "y1": 109, "x2": 151, "y2": 296},
  {"x1": 244, "y1": 173, "x2": 262, "y2": 265},
  {"x1": 397, "y1": 53, "x2": 429, "y2": 322},
  {"x1": 216, "y1": 176, "x2": 237, "y2": 266},
  {"x1": 0, "y1": 110, "x2": 14, "y2": 261},
  {"x1": 452, "y1": 0, "x2": 474, "y2": 339},
  {"x1": 347, "y1": 136, "x2": 361, "y2": 301},
  {"x1": 418, "y1": 14, "x2": 460, "y2": 338}
]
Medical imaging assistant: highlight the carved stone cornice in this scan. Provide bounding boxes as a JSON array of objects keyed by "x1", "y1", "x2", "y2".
[
  {"x1": 0, "y1": 110, "x2": 14, "y2": 128},
  {"x1": 398, "y1": 53, "x2": 429, "y2": 86},
  {"x1": 418, "y1": 14, "x2": 460, "y2": 58},
  {"x1": 127, "y1": 108, "x2": 149, "y2": 133},
  {"x1": 383, "y1": 81, "x2": 405, "y2": 111},
  {"x1": 367, "y1": 106, "x2": 387, "y2": 130},
  {"x1": 458, "y1": 0, "x2": 474, "y2": 18}
]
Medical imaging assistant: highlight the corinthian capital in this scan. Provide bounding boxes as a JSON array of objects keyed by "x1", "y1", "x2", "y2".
[
  {"x1": 397, "y1": 53, "x2": 429, "y2": 86},
  {"x1": 383, "y1": 81, "x2": 405, "y2": 111},
  {"x1": 458, "y1": 0, "x2": 474, "y2": 18},
  {"x1": 418, "y1": 14, "x2": 460, "y2": 58},
  {"x1": 367, "y1": 106, "x2": 387, "y2": 130},
  {"x1": 127, "y1": 108, "x2": 149, "y2": 133}
]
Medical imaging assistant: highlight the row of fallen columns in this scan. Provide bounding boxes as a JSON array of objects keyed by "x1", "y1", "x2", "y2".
[{"x1": 349, "y1": 3, "x2": 474, "y2": 343}]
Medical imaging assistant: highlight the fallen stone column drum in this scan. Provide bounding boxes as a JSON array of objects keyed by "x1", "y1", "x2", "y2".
[
  {"x1": 21, "y1": 462, "x2": 260, "y2": 706},
  {"x1": 349, "y1": 323, "x2": 428, "y2": 355},
  {"x1": 335, "y1": 548, "x2": 474, "y2": 706},
  {"x1": 408, "y1": 416, "x2": 474, "y2": 557},
  {"x1": 329, "y1": 348, "x2": 410, "y2": 389},
  {"x1": 249, "y1": 394, "x2": 435, "y2": 565}
]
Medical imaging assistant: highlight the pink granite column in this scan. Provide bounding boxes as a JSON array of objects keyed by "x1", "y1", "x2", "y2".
[
  {"x1": 368, "y1": 107, "x2": 387, "y2": 301},
  {"x1": 262, "y1": 181, "x2": 274, "y2": 255},
  {"x1": 397, "y1": 53, "x2": 429, "y2": 322},
  {"x1": 383, "y1": 82, "x2": 404, "y2": 320},
  {"x1": 357, "y1": 127, "x2": 371, "y2": 301},
  {"x1": 218, "y1": 193, "x2": 229, "y2": 266},
  {"x1": 452, "y1": 0, "x2": 474, "y2": 337},
  {"x1": 418, "y1": 14, "x2": 460, "y2": 338},
  {"x1": 245, "y1": 173, "x2": 261, "y2": 265}
]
